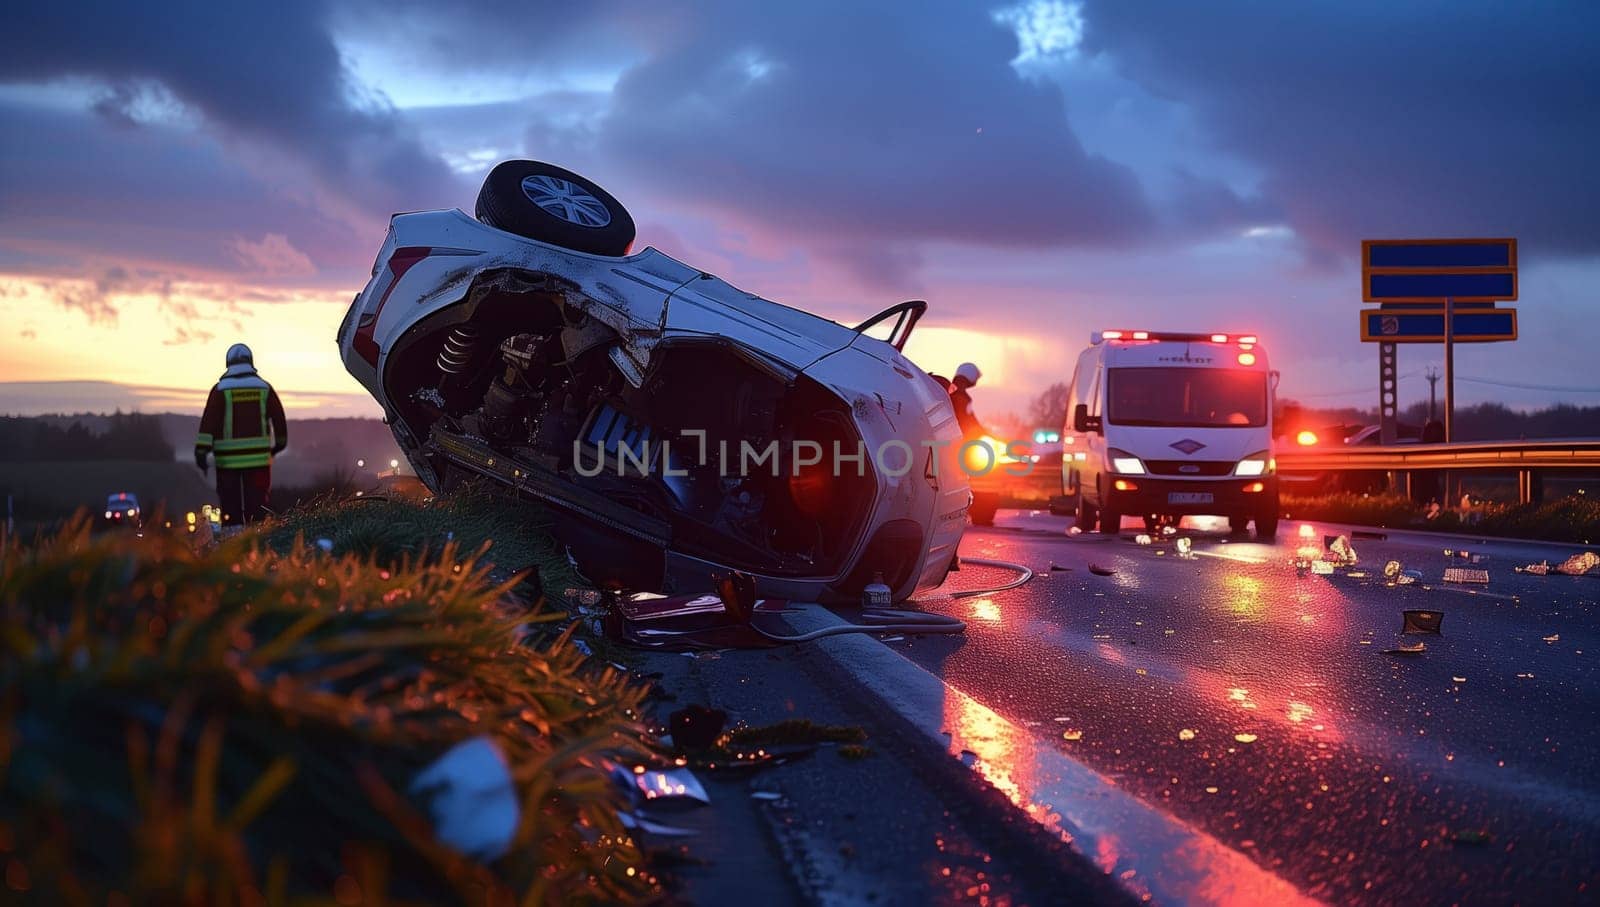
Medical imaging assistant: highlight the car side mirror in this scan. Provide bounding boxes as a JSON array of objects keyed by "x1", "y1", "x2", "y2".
[{"x1": 1073, "y1": 403, "x2": 1101, "y2": 434}]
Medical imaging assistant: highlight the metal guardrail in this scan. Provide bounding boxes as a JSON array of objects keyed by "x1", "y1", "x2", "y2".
[
  {"x1": 1276, "y1": 439, "x2": 1600, "y2": 472},
  {"x1": 1277, "y1": 438, "x2": 1600, "y2": 504}
]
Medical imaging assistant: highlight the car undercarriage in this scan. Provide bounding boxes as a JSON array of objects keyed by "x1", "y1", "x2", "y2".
[{"x1": 381, "y1": 268, "x2": 877, "y2": 591}]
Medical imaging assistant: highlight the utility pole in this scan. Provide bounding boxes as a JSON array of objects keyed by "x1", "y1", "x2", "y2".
[{"x1": 1425, "y1": 367, "x2": 1440, "y2": 421}]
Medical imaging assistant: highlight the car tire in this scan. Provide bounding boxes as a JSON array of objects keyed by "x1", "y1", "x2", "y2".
[
  {"x1": 1100, "y1": 507, "x2": 1122, "y2": 536},
  {"x1": 1255, "y1": 498, "x2": 1280, "y2": 540},
  {"x1": 475, "y1": 160, "x2": 636, "y2": 256},
  {"x1": 1075, "y1": 493, "x2": 1098, "y2": 533}
]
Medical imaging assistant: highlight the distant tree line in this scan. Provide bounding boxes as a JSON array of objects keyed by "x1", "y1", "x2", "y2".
[
  {"x1": 1277, "y1": 400, "x2": 1600, "y2": 441},
  {"x1": 0, "y1": 413, "x2": 174, "y2": 462}
]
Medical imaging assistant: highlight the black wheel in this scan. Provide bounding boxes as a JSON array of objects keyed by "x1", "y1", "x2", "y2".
[
  {"x1": 1100, "y1": 506, "x2": 1122, "y2": 536},
  {"x1": 476, "y1": 160, "x2": 636, "y2": 256},
  {"x1": 1226, "y1": 513, "x2": 1250, "y2": 536},
  {"x1": 1255, "y1": 497, "x2": 1280, "y2": 540},
  {"x1": 1143, "y1": 514, "x2": 1161, "y2": 534},
  {"x1": 1075, "y1": 492, "x2": 1098, "y2": 532}
]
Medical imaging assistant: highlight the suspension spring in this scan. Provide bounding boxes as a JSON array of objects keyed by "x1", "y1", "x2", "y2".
[{"x1": 436, "y1": 324, "x2": 481, "y2": 375}]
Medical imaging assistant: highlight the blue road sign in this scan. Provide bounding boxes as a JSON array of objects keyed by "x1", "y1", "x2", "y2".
[
  {"x1": 1362, "y1": 238, "x2": 1517, "y2": 302},
  {"x1": 1360, "y1": 307, "x2": 1517, "y2": 343}
]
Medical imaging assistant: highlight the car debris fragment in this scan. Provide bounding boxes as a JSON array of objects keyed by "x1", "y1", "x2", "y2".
[
  {"x1": 670, "y1": 705, "x2": 729, "y2": 751},
  {"x1": 1383, "y1": 641, "x2": 1427, "y2": 655},
  {"x1": 1325, "y1": 535, "x2": 1358, "y2": 565},
  {"x1": 1402, "y1": 610, "x2": 1443, "y2": 634},
  {"x1": 410, "y1": 736, "x2": 520, "y2": 860},
  {"x1": 1442, "y1": 567, "x2": 1490, "y2": 585},
  {"x1": 1383, "y1": 560, "x2": 1422, "y2": 586},
  {"x1": 615, "y1": 764, "x2": 712, "y2": 807},
  {"x1": 1556, "y1": 551, "x2": 1600, "y2": 575}
]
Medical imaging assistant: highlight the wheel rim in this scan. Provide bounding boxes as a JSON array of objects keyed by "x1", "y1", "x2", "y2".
[{"x1": 520, "y1": 175, "x2": 613, "y2": 228}]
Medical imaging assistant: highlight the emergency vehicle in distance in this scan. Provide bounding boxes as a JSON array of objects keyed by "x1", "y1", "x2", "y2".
[
  {"x1": 1062, "y1": 331, "x2": 1279, "y2": 539},
  {"x1": 101, "y1": 492, "x2": 141, "y2": 529}
]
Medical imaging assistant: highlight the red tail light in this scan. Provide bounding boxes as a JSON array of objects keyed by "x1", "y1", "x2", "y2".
[{"x1": 788, "y1": 463, "x2": 834, "y2": 518}]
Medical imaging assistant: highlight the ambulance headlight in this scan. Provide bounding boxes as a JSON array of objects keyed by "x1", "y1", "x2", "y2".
[
  {"x1": 1234, "y1": 450, "x2": 1273, "y2": 476},
  {"x1": 1108, "y1": 448, "x2": 1146, "y2": 474}
]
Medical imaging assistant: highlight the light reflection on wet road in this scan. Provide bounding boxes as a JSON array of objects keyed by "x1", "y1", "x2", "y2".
[{"x1": 902, "y1": 511, "x2": 1600, "y2": 905}]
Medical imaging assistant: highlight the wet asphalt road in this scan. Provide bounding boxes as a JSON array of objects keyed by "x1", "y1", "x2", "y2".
[{"x1": 897, "y1": 511, "x2": 1600, "y2": 905}]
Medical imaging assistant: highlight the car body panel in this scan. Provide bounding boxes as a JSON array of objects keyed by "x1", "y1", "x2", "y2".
[{"x1": 338, "y1": 209, "x2": 967, "y2": 602}]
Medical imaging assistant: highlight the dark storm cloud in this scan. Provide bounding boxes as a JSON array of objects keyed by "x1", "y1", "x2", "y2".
[
  {"x1": 0, "y1": 103, "x2": 375, "y2": 283},
  {"x1": 0, "y1": 1, "x2": 463, "y2": 214},
  {"x1": 594, "y1": 2, "x2": 1154, "y2": 261},
  {"x1": 338, "y1": 0, "x2": 1165, "y2": 287},
  {"x1": 1080, "y1": 0, "x2": 1600, "y2": 259}
]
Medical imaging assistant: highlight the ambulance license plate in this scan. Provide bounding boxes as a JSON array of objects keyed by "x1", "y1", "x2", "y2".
[{"x1": 1168, "y1": 492, "x2": 1213, "y2": 505}]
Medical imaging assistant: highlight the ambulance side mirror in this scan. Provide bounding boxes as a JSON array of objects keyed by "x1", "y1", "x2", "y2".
[{"x1": 1073, "y1": 403, "x2": 1101, "y2": 434}]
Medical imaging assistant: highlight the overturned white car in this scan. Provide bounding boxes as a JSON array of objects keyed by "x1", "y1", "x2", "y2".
[{"x1": 337, "y1": 161, "x2": 968, "y2": 603}]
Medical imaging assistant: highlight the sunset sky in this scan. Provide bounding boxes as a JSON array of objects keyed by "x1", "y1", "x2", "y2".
[{"x1": 3, "y1": 1, "x2": 1597, "y2": 421}]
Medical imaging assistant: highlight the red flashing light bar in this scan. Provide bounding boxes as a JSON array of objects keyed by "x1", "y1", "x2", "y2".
[{"x1": 1097, "y1": 331, "x2": 1263, "y2": 344}]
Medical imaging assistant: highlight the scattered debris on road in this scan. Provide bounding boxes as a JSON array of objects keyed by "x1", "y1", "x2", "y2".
[
  {"x1": 1383, "y1": 641, "x2": 1427, "y2": 656},
  {"x1": 1402, "y1": 610, "x2": 1444, "y2": 634},
  {"x1": 1556, "y1": 551, "x2": 1599, "y2": 575},
  {"x1": 411, "y1": 736, "x2": 520, "y2": 860},
  {"x1": 671, "y1": 705, "x2": 729, "y2": 751},
  {"x1": 1325, "y1": 535, "x2": 1359, "y2": 565},
  {"x1": 1443, "y1": 567, "x2": 1490, "y2": 585}
]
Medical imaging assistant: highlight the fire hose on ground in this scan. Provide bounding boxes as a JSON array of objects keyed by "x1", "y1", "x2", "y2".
[{"x1": 744, "y1": 556, "x2": 1036, "y2": 643}]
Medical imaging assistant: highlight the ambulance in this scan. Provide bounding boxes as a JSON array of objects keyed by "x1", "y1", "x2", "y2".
[{"x1": 1062, "y1": 331, "x2": 1278, "y2": 539}]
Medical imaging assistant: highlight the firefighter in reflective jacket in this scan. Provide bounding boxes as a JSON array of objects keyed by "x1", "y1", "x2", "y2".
[{"x1": 194, "y1": 344, "x2": 287, "y2": 527}]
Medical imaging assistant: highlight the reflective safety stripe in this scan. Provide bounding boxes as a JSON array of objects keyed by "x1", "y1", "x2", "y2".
[
  {"x1": 220, "y1": 387, "x2": 273, "y2": 464},
  {"x1": 195, "y1": 432, "x2": 214, "y2": 450},
  {"x1": 215, "y1": 451, "x2": 272, "y2": 469}
]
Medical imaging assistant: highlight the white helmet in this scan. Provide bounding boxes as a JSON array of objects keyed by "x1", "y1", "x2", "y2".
[
  {"x1": 226, "y1": 343, "x2": 253, "y2": 367},
  {"x1": 954, "y1": 362, "x2": 981, "y2": 386}
]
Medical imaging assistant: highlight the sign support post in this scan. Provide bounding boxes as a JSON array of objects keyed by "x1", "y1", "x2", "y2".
[
  {"x1": 1443, "y1": 295, "x2": 1455, "y2": 443},
  {"x1": 1379, "y1": 342, "x2": 1398, "y2": 445}
]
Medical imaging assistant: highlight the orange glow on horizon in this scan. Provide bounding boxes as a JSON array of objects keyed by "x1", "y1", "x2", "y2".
[{"x1": 0, "y1": 275, "x2": 378, "y2": 415}]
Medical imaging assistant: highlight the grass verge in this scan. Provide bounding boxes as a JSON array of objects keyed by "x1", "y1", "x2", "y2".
[
  {"x1": 260, "y1": 488, "x2": 581, "y2": 594},
  {"x1": 1, "y1": 511, "x2": 655, "y2": 905},
  {"x1": 1282, "y1": 493, "x2": 1600, "y2": 544}
]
